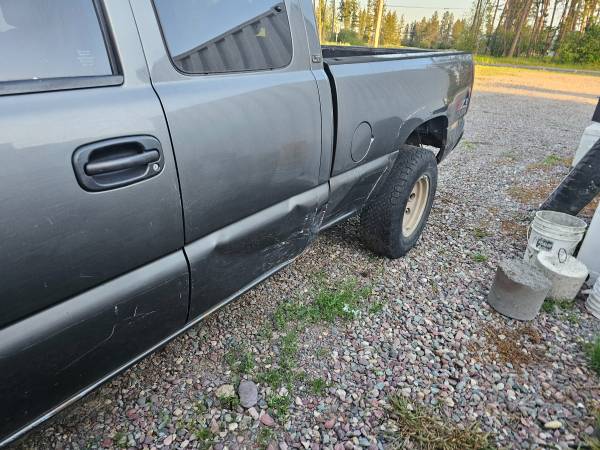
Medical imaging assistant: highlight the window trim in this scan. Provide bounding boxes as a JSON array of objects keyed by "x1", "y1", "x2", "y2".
[
  {"x1": 0, "y1": 0, "x2": 123, "y2": 97},
  {"x1": 150, "y1": 0, "x2": 294, "y2": 77}
]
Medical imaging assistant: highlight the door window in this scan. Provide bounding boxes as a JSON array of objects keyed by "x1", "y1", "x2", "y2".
[
  {"x1": 0, "y1": 0, "x2": 114, "y2": 83},
  {"x1": 153, "y1": 0, "x2": 293, "y2": 74}
]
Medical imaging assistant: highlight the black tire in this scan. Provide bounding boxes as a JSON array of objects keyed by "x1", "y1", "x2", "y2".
[{"x1": 360, "y1": 145, "x2": 438, "y2": 259}]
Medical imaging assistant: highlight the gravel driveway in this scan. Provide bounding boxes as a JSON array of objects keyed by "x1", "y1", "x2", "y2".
[{"x1": 12, "y1": 67, "x2": 600, "y2": 450}]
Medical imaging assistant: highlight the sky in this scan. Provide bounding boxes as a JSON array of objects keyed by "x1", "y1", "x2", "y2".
[{"x1": 372, "y1": 0, "x2": 473, "y2": 22}]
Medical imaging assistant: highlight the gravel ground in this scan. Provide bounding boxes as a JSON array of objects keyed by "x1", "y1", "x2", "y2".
[{"x1": 12, "y1": 67, "x2": 600, "y2": 450}]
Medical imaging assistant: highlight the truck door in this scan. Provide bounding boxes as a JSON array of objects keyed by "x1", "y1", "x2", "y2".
[
  {"x1": 0, "y1": 0, "x2": 187, "y2": 442},
  {"x1": 131, "y1": 0, "x2": 327, "y2": 318}
]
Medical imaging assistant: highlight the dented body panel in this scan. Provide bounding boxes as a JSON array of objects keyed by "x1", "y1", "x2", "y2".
[
  {"x1": 186, "y1": 185, "x2": 328, "y2": 318},
  {"x1": 0, "y1": 252, "x2": 189, "y2": 442},
  {"x1": 0, "y1": 0, "x2": 473, "y2": 445}
]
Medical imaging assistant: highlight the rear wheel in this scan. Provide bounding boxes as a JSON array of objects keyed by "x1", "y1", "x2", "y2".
[{"x1": 360, "y1": 146, "x2": 438, "y2": 259}]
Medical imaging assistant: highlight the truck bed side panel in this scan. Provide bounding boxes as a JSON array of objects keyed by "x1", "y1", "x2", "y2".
[{"x1": 326, "y1": 53, "x2": 473, "y2": 177}]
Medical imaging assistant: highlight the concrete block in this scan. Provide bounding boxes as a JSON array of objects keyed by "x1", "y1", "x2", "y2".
[{"x1": 488, "y1": 259, "x2": 552, "y2": 321}]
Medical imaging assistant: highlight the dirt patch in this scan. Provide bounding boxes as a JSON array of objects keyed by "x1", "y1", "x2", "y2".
[
  {"x1": 470, "y1": 323, "x2": 546, "y2": 368},
  {"x1": 385, "y1": 396, "x2": 491, "y2": 450},
  {"x1": 508, "y1": 183, "x2": 599, "y2": 219},
  {"x1": 501, "y1": 219, "x2": 528, "y2": 241}
]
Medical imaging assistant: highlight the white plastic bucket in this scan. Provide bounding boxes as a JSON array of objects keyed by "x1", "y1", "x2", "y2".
[
  {"x1": 536, "y1": 252, "x2": 589, "y2": 301},
  {"x1": 577, "y1": 204, "x2": 600, "y2": 286},
  {"x1": 524, "y1": 211, "x2": 587, "y2": 265},
  {"x1": 586, "y1": 278, "x2": 600, "y2": 320}
]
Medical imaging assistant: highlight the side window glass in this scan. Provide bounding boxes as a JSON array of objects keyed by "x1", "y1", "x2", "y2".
[
  {"x1": 153, "y1": 0, "x2": 293, "y2": 74},
  {"x1": 0, "y1": 0, "x2": 114, "y2": 83}
]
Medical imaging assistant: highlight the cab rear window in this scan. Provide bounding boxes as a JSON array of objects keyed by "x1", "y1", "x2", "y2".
[{"x1": 153, "y1": 0, "x2": 293, "y2": 74}]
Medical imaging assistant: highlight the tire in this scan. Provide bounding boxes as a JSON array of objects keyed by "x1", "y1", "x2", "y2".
[{"x1": 360, "y1": 145, "x2": 438, "y2": 259}]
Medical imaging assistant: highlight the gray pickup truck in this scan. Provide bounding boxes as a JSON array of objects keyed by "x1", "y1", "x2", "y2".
[{"x1": 0, "y1": 0, "x2": 473, "y2": 445}]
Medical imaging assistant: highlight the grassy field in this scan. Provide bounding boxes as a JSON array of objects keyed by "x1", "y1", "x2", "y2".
[{"x1": 475, "y1": 55, "x2": 600, "y2": 72}]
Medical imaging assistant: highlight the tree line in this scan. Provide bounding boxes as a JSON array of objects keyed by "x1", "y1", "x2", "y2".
[{"x1": 312, "y1": 0, "x2": 600, "y2": 65}]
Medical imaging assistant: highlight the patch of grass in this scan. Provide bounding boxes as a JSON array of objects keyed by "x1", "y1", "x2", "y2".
[
  {"x1": 260, "y1": 277, "x2": 371, "y2": 411},
  {"x1": 474, "y1": 54, "x2": 600, "y2": 71},
  {"x1": 566, "y1": 312, "x2": 580, "y2": 324},
  {"x1": 225, "y1": 345, "x2": 255, "y2": 375},
  {"x1": 258, "y1": 324, "x2": 273, "y2": 341},
  {"x1": 543, "y1": 154, "x2": 569, "y2": 166},
  {"x1": 473, "y1": 227, "x2": 490, "y2": 239},
  {"x1": 257, "y1": 368, "x2": 290, "y2": 389},
  {"x1": 316, "y1": 347, "x2": 329, "y2": 358},
  {"x1": 471, "y1": 253, "x2": 488, "y2": 263},
  {"x1": 257, "y1": 428, "x2": 277, "y2": 449},
  {"x1": 387, "y1": 395, "x2": 491, "y2": 450},
  {"x1": 194, "y1": 399, "x2": 208, "y2": 415},
  {"x1": 309, "y1": 377, "x2": 328, "y2": 396},
  {"x1": 195, "y1": 429, "x2": 216, "y2": 450},
  {"x1": 309, "y1": 269, "x2": 328, "y2": 285},
  {"x1": 369, "y1": 301, "x2": 384, "y2": 315},
  {"x1": 585, "y1": 410, "x2": 600, "y2": 450},
  {"x1": 257, "y1": 331, "x2": 299, "y2": 389},
  {"x1": 312, "y1": 280, "x2": 370, "y2": 322},
  {"x1": 461, "y1": 140, "x2": 477, "y2": 151},
  {"x1": 267, "y1": 394, "x2": 292, "y2": 420},
  {"x1": 273, "y1": 279, "x2": 371, "y2": 330},
  {"x1": 280, "y1": 331, "x2": 299, "y2": 369},
  {"x1": 158, "y1": 409, "x2": 172, "y2": 429},
  {"x1": 176, "y1": 418, "x2": 214, "y2": 448},
  {"x1": 526, "y1": 154, "x2": 571, "y2": 171},
  {"x1": 219, "y1": 395, "x2": 240, "y2": 410},
  {"x1": 113, "y1": 431, "x2": 128, "y2": 449},
  {"x1": 541, "y1": 298, "x2": 575, "y2": 313},
  {"x1": 585, "y1": 337, "x2": 600, "y2": 376}
]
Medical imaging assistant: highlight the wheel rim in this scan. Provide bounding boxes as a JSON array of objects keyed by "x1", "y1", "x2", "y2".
[{"x1": 402, "y1": 175, "x2": 430, "y2": 238}]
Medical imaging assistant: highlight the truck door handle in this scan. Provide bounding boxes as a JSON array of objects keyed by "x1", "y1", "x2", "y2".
[
  {"x1": 73, "y1": 136, "x2": 164, "y2": 192},
  {"x1": 85, "y1": 150, "x2": 160, "y2": 176}
]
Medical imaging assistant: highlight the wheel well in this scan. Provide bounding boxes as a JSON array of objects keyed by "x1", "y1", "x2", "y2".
[{"x1": 405, "y1": 116, "x2": 448, "y2": 161}]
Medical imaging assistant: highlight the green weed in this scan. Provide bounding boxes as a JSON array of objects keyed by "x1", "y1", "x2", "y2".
[
  {"x1": 541, "y1": 298, "x2": 575, "y2": 314},
  {"x1": 267, "y1": 394, "x2": 292, "y2": 420},
  {"x1": 219, "y1": 395, "x2": 239, "y2": 410},
  {"x1": 585, "y1": 337, "x2": 600, "y2": 376},
  {"x1": 369, "y1": 301, "x2": 384, "y2": 315},
  {"x1": 471, "y1": 253, "x2": 488, "y2": 263},
  {"x1": 462, "y1": 141, "x2": 477, "y2": 151},
  {"x1": 543, "y1": 154, "x2": 567, "y2": 166},
  {"x1": 225, "y1": 345, "x2": 255, "y2": 375},
  {"x1": 257, "y1": 428, "x2": 277, "y2": 449},
  {"x1": 113, "y1": 431, "x2": 128, "y2": 449},
  {"x1": 273, "y1": 279, "x2": 371, "y2": 329},
  {"x1": 309, "y1": 377, "x2": 328, "y2": 395},
  {"x1": 473, "y1": 228, "x2": 490, "y2": 239}
]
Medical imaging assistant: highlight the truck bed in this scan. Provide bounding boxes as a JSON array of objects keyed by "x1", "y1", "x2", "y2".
[
  {"x1": 322, "y1": 45, "x2": 468, "y2": 65},
  {"x1": 321, "y1": 45, "x2": 474, "y2": 178}
]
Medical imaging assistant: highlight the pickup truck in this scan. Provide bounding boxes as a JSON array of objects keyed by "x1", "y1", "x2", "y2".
[{"x1": 0, "y1": 0, "x2": 473, "y2": 445}]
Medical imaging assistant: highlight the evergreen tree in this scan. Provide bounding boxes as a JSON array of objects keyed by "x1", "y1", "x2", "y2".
[{"x1": 382, "y1": 11, "x2": 401, "y2": 46}]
